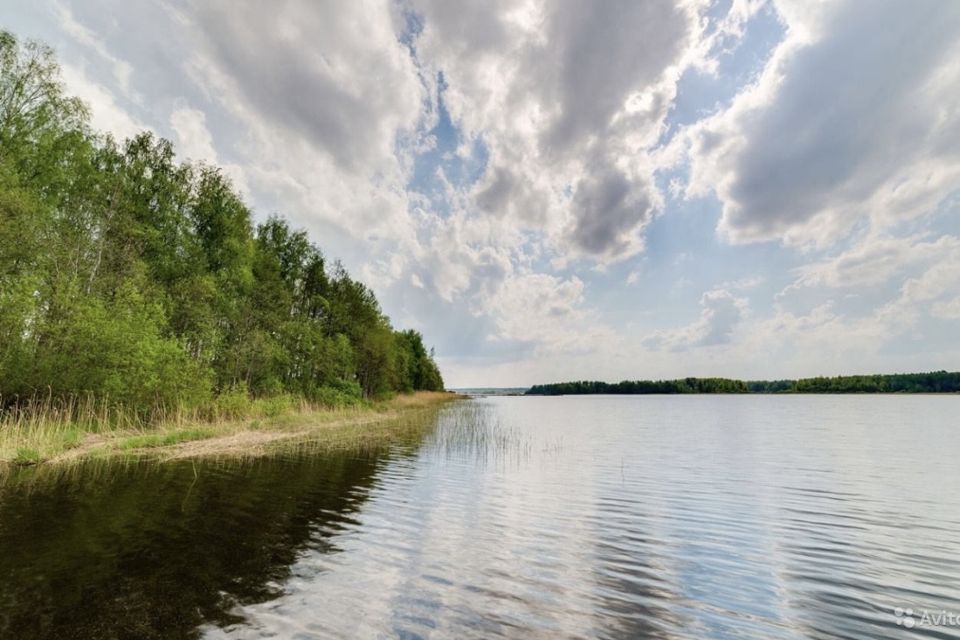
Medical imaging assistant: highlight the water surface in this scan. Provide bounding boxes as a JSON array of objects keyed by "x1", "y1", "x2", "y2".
[{"x1": 2, "y1": 395, "x2": 959, "y2": 639}]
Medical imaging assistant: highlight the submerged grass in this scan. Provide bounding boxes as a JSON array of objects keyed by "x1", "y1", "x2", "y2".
[{"x1": 0, "y1": 391, "x2": 463, "y2": 467}]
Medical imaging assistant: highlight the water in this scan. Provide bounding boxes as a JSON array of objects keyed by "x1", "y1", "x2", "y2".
[{"x1": 2, "y1": 395, "x2": 959, "y2": 639}]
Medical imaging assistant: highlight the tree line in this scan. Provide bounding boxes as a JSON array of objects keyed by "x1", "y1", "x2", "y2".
[
  {"x1": 0, "y1": 32, "x2": 443, "y2": 413},
  {"x1": 526, "y1": 371, "x2": 960, "y2": 395}
]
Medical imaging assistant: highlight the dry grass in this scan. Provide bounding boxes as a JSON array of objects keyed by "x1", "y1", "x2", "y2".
[{"x1": 0, "y1": 391, "x2": 464, "y2": 467}]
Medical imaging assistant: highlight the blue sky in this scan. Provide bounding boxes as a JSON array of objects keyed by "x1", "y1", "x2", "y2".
[{"x1": 6, "y1": 0, "x2": 960, "y2": 387}]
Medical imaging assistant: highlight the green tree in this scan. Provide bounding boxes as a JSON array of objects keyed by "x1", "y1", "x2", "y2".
[{"x1": 0, "y1": 30, "x2": 444, "y2": 416}]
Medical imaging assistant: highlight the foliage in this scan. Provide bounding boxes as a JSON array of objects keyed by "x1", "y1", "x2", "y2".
[
  {"x1": 0, "y1": 31, "x2": 443, "y2": 420},
  {"x1": 526, "y1": 378, "x2": 750, "y2": 395},
  {"x1": 526, "y1": 371, "x2": 960, "y2": 395},
  {"x1": 787, "y1": 371, "x2": 960, "y2": 393}
]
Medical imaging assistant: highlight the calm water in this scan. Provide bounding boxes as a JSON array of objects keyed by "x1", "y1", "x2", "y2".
[{"x1": 2, "y1": 396, "x2": 960, "y2": 639}]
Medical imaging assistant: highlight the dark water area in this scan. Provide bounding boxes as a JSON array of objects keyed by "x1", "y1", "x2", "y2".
[
  {"x1": 0, "y1": 445, "x2": 393, "y2": 639},
  {"x1": 1, "y1": 396, "x2": 959, "y2": 639}
]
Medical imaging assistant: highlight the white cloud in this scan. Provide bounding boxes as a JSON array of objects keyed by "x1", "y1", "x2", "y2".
[
  {"x1": 719, "y1": 275, "x2": 765, "y2": 290},
  {"x1": 644, "y1": 288, "x2": 748, "y2": 351},
  {"x1": 412, "y1": 0, "x2": 708, "y2": 264},
  {"x1": 169, "y1": 104, "x2": 251, "y2": 198},
  {"x1": 175, "y1": 0, "x2": 427, "y2": 262},
  {"x1": 882, "y1": 252, "x2": 960, "y2": 326},
  {"x1": 169, "y1": 106, "x2": 216, "y2": 163},
  {"x1": 790, "y1": 235, "x2": 960, "y2": 290},
  {"x1": 687, "y1": 0, "x2": 960, "y2": 247},
  {"x1": 932, "y1": 297, "x2": 960, "y2": 320},
  {"x1": 54, "y1": 1, "x2": 137, "y2": 101},
  {"x1": 186, "y1": 0, "x2": 424, "y2": 173},
  {"x1": 58, "y1": 63, "x2": 146, "y2": 141},
  {"x1": 479, "y1": 271, "x2": 615, "y2": 353},
  {"x1": 746, "y1": 246, "x2": 960, "y2": 370},
  {"x1": 20, "y1": 0, "x2": 960, "y2": 386}
]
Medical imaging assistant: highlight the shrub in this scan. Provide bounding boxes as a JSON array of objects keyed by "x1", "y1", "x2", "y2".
[{"x1": 212, "y1": 384, "x2": 252, "y2": 419}]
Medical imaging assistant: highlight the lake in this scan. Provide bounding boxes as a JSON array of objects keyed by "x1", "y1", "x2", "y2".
[{"x1": 2, "y1": 395, "x2": 959, "y2": 639}]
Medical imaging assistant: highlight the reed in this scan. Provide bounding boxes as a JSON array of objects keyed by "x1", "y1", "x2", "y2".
[{"x1": 0, "y1": 391, "x2": 463, "y2": 466}]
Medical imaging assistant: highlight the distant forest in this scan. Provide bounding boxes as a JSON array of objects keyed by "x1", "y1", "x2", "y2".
[
  {"x1": 0, "y1": 32, "x2": 442, "y2": 412},
  {"x1": 526, "y1": 371, "x2": 960, "y2": 395}
]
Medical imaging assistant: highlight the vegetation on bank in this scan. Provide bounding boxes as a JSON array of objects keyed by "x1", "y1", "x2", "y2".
[
  {"x1": 526, "y1": 371, "x2": 960, "y2": 395},
  {"x1": 0, "y1": 31, "x2": 444, "y2": 440},
  {"x1": 0, "y1": 390, "x2": 458, "y2": 467}
]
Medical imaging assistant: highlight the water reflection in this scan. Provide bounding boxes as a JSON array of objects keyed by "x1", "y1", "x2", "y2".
[
  {"x1": 588, "y1": 496, "x2": 679, "y2": 640},
  {"x1": 0, "y1": 450, "x2": 393, "y2": 639},
  {"x1": 2, "y1": 396, "x2": 960, "y2": 639}
]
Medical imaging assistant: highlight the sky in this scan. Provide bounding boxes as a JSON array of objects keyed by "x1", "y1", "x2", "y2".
[{"x1": 4, "y1": 0, "x2": 960, "y2": 387}]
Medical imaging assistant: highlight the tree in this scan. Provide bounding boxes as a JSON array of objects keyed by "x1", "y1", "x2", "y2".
[{"x1": 0, "y1": 30, "x2": 445, "y2": 414}]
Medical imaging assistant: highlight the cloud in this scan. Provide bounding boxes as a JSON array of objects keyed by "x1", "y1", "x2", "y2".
[
  {"x1": 21, "y1": 0, "x2": 960, "y2": 387},
  {"x1": 54, "y1": 1, "x2": 136, "y2": 100},
  {"x1": 687, "y1": 0, "x2": 960, "y2": 247},
  {"x1": 169, "y1": 105, "x2": 216, "y2": 163},
  {"x1": 790, "y1": 235, "x2": 960, "y2": 290},
  {"x1": 883, "y1": 250, "x2": 960, "y2": 326},
  {"x1": 750, "y1": 241, "x2": 960, "y2": 365},
  {"x1": 161, "y1": 0, "x2": 434, "y2": 277},
  {"x1": 186, "y1": 0, "x2": 424, "y2": 173},
  {"x1": 399, "y1": 208, "x2": 616, "y2": 355},
  {"x1": 478, "y1": 271, "x2": 616, "y2": 354},
  {"x1": 566, "y1": 166, "x2": 654, "y2": 260},
  {"x1": 58, "y1": 63, "x2": 146, "y2": 141},
  {"x1": 169, "y1": 104, "x2": 250, "y2": 197},
  {"x1": 644, "y1": 288, "x2": 748, "y2": 351},
  {"x1": 413, "y1": 0, "x2": 704, "y2": 263},
  {"x1": 537, "y1": 1, "x2": 690, "y2": 155},
  {"x1": 932, "y1": 297, "x2": 960, "y2": 320},
  {"x1": 718, "y1": 275, "x2": 765, "y2": 290}
]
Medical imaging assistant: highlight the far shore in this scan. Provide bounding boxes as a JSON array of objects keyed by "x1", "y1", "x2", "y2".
[
  {"x1": 525, "y1": 371, "x2": 960, "y2": 396},
  {"x1": 0, "y1": 392, "x2": 465, "y2": 470}
]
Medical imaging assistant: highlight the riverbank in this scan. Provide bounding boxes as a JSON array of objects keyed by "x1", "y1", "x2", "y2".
[
  {"x1": 526, "y1": 371, "x2": 960, "y2": 395},
  {"x1": 0, "y1": 391, "x2": 464, "y2": 468}
]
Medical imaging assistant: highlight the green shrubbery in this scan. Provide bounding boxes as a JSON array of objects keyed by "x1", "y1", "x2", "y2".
[{"x1": 0, "y1": 32, "x2": 443, "y2": 420}]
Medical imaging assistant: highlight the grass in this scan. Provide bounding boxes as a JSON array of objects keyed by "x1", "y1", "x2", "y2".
[
  {"x1": 14, "y1": 447, "x2": 41, "y2": 465},
  {"x1": 116, "y1": 427, "x2": 220, "y2": 450},
  {"x1": 0, "y1": 391, "x2": 463, "y2": 467}
]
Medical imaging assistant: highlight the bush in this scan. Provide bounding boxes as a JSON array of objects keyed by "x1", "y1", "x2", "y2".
[
  {"x1": 310, "y1": 387, "x2": 363, "y2": 409},
  {"x1": 252, "y1": 394, "x2": 297, "y2": 417},
  {"x1": 212, "y1": 384, "x2": 252, "y2": 419}
]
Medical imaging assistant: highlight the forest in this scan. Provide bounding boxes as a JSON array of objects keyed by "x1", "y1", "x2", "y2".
[
  {"x1": 0, "y1": 32, "x2": 443, "y2": 417},
  {"x1": 526, "y1": 371, "x2": 960, "y2": 395}
]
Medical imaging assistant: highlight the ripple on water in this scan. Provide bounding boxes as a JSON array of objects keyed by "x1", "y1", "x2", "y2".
[{"x1": 2, "y1": 396, "x2": 960, "y2": 639}]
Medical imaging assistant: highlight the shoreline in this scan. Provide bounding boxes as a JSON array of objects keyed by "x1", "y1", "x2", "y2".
[
  {"x1": 521, "y1": 391, "x2": 960, "y2": 396},
  {"x1": 1, "y1": 392, "x2": 465, "y2": 469}
]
